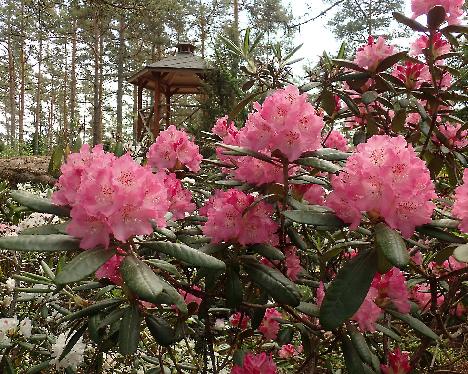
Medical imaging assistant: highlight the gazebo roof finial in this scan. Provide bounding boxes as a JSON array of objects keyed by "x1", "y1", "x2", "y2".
[{"x1": 176, "y1": 41, "x2": 196, "y2": 54}]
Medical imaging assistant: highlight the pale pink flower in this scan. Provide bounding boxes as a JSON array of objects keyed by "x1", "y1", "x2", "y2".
[
  {"x1": 435, "y1": 123, "x2": 468, "y2": 149},
  {"x1": 66, "y1": 207, "x2": 112, "y2": 249},
  {"x1": 326, "y1": 135, "x2": 436, "y2": 237},
  {"x1": 453, "y1": 169, "x2": 468, "y2": 233},
  {"x1": 229, "y1": 312, "x2": 250, "y2": 330},
  {"x1": 323, "y1": 130, "x2": 349, "y2": 151},
  {"x1": 316, "y1": 282, "x2": 325, "y2": 307},
  {"x1": 147, "y1": 125, "x2": 202, "y2": 172},
  {"x1": 201, "y1": 189, "x2": 278, "y2": 245},
  {"x1": 278, "y1": 344, "x2": 303, "y2": 358},
  {"x1": 381, "y1": 348, "x2": 411, "y2": 374},
  {"x1": 259, "y1": 308, "x2": 282, "y2": 340},
  {"x1": 352, "y1": 287, "x2": 382, "y2": 332},
  {"x1": 238, "y1": 85, "x2": 324, "y2": 162},
  {"x1": 291, "y1": 184, "x2": 325, "y2": 205},
  {"x1": 410, "y1": 32, "x2": 451, "y2": 58},
  {"x1": 95, "y1": 254, "x2": 124, "y2": 285},
  {"x1": 411, "y1": 0, "x2": 465, "y2": 25},
  {"x1": 231, "y1": 352, "x2": 277, "y2": 374},
  {"x1": 162, "y1": 172, "x2": 196, "y2": 220},
  {"x1": 284, "y1": 247, "x2": 302, "y2": 281},
  {"x1": 411, "y1": 283, "x2": 444, "y2": 311},
  {"x1": 354, "y1": 36, "x2": 395, "y2": 71}
]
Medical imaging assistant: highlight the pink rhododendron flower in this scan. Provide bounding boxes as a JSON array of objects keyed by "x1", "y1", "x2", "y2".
[
  {"x1": 323, "y1": 130, "x2": 349, "y2": 151},
  {"x1": 147, "y1": 125, "x2": 202, "y2": 172},
  {"x1": 162, "y1": 172, "x2": 196, "y2": 220},
  {"x1": 291, "y1": 184, "x2": 325, "y2": 205},
  {"x1": 453, "y1": 169, "x2": 468, "y2": 233},
  {"x1": 326, "y1": 135, "x2": 436, "y2": 237},
  {"x1": 229, "y1": 312, "x2": 250, "y2": 330},
  {"x1": 373, "y1": 268, "x2": 411, "y2": 313},
  {"x1": 352, "y1": 287, "x2": 382, "y2": 332},
  {"x1": 179, "y1": 286, "x2": 202, "y2": 310},
  {"x1": 354, "y1": 36, "x2": 395, "y2": 71},
  {"x1": 95, "y1": 254, "x2": 124, "y2": 285},
  {"x1": 381, "y1": 348, "x2": 411, "y2": 374},
  {"x1": 411, "y1": 0, "x2": 465, "y2": 25},
  {"x1": 316, "y1": 282, "x2": 325, "y2": 307},
  {"x1": 284, "y1": 247, "x2": 302, "y2": 281},
  {"x1": 238, "y1": 85, "x2": 324, "y2": 161},
  {"x1": 410, "y1": 32, "x2": 451, "y2": 58},
  {"x1": 278, "y1": 344, "x2": 303, "y2": 358},
  {"x1": 259, "y1": 308, "x2": 282, "y2": 340},
  {"x1": 201, "y1": 189, "x2": 278, "y2": 245},
  {"x1": 434, "y1": 123, "x2": 468, "y2": 149},
  {"x1": 66, "y1": 206, "x2": 112, "y2": 249},
  {"x1": 393, "y1": 61, "x2": 430, "y2": 89},
  {"x1": 231, "y1": 352, "x2": 277, "y2": 374}
]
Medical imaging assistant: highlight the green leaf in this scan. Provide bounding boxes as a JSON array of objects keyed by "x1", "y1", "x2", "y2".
[
  {"x1": 295, "y1": 156, "x2": 341, "y2": 173},
  {"x1": 319, "y1": 249, "x2": 378, "y2": 330},
  {"x1": 120, "y1": 256, "x2": 164, "y2": 304},
  {"x1": 442, "y1": 24, "x2": 468, "y2": 34},
  {"x1": 97, "y1": 308, "x2": 126, "y2": 330},
  {"x1": 312, "y1": 148, "x2": 350, "y2": 161},
  {"x1": 386, "y1": 310, "x2": 439, "y2": 340},
  {"x1": 20, "y1": 223, "x2": 68, "y2": 235},
  {"x1": 146, "y1": 316, "x2": 176, "y2": 347},
  {"x1": 342, "y1": 335, "x2": 365, "y2": 374},
  {"x1": 60, "y1": 298, "x2": 122, "y2": 322},
  {"x1": 229, "y1": 91, "x2": 264, "y2": 118},
  {"x1": 283, "y1": 210, "x2": 345, "y2": 228},
  {"x1": 361, "y1": 91, "x2": 378, "y2": 105},
  {"x1": 375, "y1": 51, "x2": 408, "y2": 73},
  {"x1": 374, "y1": 223, "x2": 409, "y2": 269},
  {"x1": 249, "y1": 244, "x2": 285, "y2": 260},
  {"x1": 55, "y1": 248, "x2": 116, "y2": 284},
  {"x1": 453, "y1": 244, "x2": 468, "y2": 263},
  {"x1": 58, "y1": 324, "x2": 87, "y2": 361},
  {"x1": 10, "y1": 190, "x2": 70, "y2": 217},
  {"x1": 427, "y1": 5, "x2": 446, "y2": 29},
  {"x1": 391, "y1": 110, "x2": 407, "y2": 132},
  {"x1": 417, "y1": 225, "x2": 466, "y2": 244},
  {"x1": 218, "y1": 143, "x2": 277, "y2": 165},
  {"x1": 348, "y1": 325, "x2": 372, "y2": 365},
  {"x1": 145, "y1": 259, "x2": 180, "y2": 276},
  {"x1": 143, "y1": 242, "x2": 226, "y2": 270},
  {"x1": 375, "y1": 323, "x2": 401, "y2": 341},
  {"x1": 243, "y1": 261, "x2": 301, "y2": 306},
  {"x1": 0, "y1": 234, "x2": 80, "y2": 252},
  {"x1": 392, "y1": 12, "x2": 428, "y2": 32},
  {"x1": 332, "y1": 59, "x2": 366, "y2": 72},
  {"x1": 119, "y1": 305, "x2": 141, "y2": 355},
  {"x1": 321, "y1": 89, "x2": 337, "y2": 116},
  {"x1": 226, "y1": 269, "x2": 243, "y2": 308},
  {"x1": 26, "y1": 361, "x2": 51, "y2": 374},
  {"x1": 296, "y1": 302, "x2": 320, "y2": 317}
]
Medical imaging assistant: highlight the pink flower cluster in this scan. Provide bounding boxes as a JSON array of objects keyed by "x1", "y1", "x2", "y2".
[
  {"x1": 411, "y1": 0, "x2": 465, "y2": 25},
  {"x1": 381, "y1": 348, "x2": 411, "y2": 374},
  {"x1": 231, "y1": 352, "x2": 277, "y2": 374},
  {"x1": 52, "y1": 145, "x2": 194, "y2": 249},
  {"x1": 410, "y1": 32, "x2": 451, "y2": 58},
  {"x1": 353, "y1": 268, "x2": 410, "y2": 332},
  {"x1": 326, "y1": 135, "x2": 436, "y2": 237},
  {"x1": 201, "y1": 189, "x2": 278, "y2": 245},
  {"x1": 238, "y1": 85, "x2": 324, "y2": 162},
  {"x1": 95, "y1": 254, "x2": 124, "y2": 285},
  {"x1": 354, "y1": 36, "x2": 395, "y2": 71},
  {"x1": 291, "y1": 184, "x2": 325, "y2": 206},
  {"x1": 229, "y1": 312, "x2": 250, "y2": 330},
  {"x1": 436, "y1": 123, "x2": 468, "y2": 149},
  {"x1": 147, "y1": 125, "x2": 202, "y2": 172},
  {"x1": 278, "y1": 344, "x2": 303, "y2": 358},
  {"x1": 393, "y1": 61, "x2": 430, "y2": 89},
  {"x1": 323, "y1": 130, "x2": 349, "y2": 151},
  {"x1": 179, "y1": 286, "x2": 203, "y2": 311},
  {"x1": 259, "y1": 308, "x2": 282, "y2": 340},
  {"x1": 453, "y1": 169, "x2": 468, "y2": 233}
]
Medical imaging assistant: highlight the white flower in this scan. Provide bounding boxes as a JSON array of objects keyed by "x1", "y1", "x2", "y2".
[
  {"x1": 19, "y1": 318, "x2": 32, "y2": 338},
  {"x1": 0, "y1": 317, "x2": 18, "y2": 344},
  {"x1": 214, "y1": 318, "x2": 226, "y2": 330},
  {"x1": 51, "y1": 331, "x2": 86, "y2": 370},
  {"x1": 5, "y1": 278, "x2": 15, "y2": 293},
  {"x1": 2, "y1": 296, "x2": 12, "y2": 307}
]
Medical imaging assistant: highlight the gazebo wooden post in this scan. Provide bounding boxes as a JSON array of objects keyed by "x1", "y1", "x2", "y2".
[
  {"x1": 165, "y1": 89, "x2": 171, "y2": 126},
  {"x1": 152, "y1": 73, "x2": 161, "y2": 138},
  {"x1": 136, "y1": 84, "x2": 143, "y2": 141}
]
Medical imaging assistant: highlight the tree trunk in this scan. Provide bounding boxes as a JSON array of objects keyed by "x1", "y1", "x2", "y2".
[
  {"x1": 233, "y1": 0, "x2": 239, "y2": 43},
  {"x1": 18, "y1": 0, "x2": 25, "y2": 145},
  {"x1": 70, "y1": 18, "x2": 77, "y2": 130},
  {"x1": 132, "y1": 84, "x2": 138, "y2": 146},
  {"x1": 34, "y1": 23, "x2": 43, "y2": 155},
  {"x1": 7, "y1": 25, "x2": 16, "y2": 146},
  {"x1": 116, "y1": 15, "x2": 125, "y2": 140},
  {"x1": 92, "y1": 9, "x2": 102, "y2": 145},
  {"x1": 62, "y1": 38, "x2": 68, "y2": 144}
]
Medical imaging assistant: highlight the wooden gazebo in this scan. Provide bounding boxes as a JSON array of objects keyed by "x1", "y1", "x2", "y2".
[{"x1": 128, "y1": 42, "x2": 213, "y2": 140}]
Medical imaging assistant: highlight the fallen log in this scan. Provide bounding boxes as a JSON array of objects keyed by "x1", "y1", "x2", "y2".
[{"x1": 0, "y1": 156, "x2": 56, "y2": 186}]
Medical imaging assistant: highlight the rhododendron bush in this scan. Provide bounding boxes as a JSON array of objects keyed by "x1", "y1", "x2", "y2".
[{"x1": 1, "y1": 3, "x2": 467, "y2": 373}]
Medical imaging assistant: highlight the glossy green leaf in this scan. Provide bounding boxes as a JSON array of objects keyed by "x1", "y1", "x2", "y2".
[
  {"x1": 453, "y1": 244, "x2": 468, "y2": 263},
  {"x1": 143, "y1": 242, "x2": 226, "y2": 270},
  {"x1": 417, "y1": 225, "x2": 466, "y2": 244},
  {"x1": 332, "y1": 59, "x2": 366, "y2": 72},
  {"x1": 226, "y1": 269, "x2": 243, "y2": 307},
  {"x1": 26, "y1": 361, "x2": 51, "y2": 374},
  {"x1": 59, "y1": 298, "x2": 122, "y2": 322},
  {"x1": 375, "y1": 323, "x2": 401, "y2": 341},
  {"x1": 283, "y1": 210, "x2": 345, "y2": 227},
  {"x1": 146, "y1": 316, "x2": 176, "y2": 347},
  {"x1": 0, "y1": 234, "x2": 80, "y2": 252},
  {"x1": 374, "y1": 223, "x2": 409, "y2": 269},
  {"x1": 319, "y1": 249, "x2": 377, "y2": 330},
  {"x1": 145, "y1": 259, "x2": 180, "y2": 276},
  {"x1": 119, "y1": 305, "x2": 141, "y2": 355},
  {"x1": 427, "y1": 5, "x2": 446, "y2": 29},
  {"x1": 55, "y1": 248, "x2": 116, "y2": 284},
  {"x1": 10, "y1": 190, "x2": 70, "y2": 217},
  {"x1": 361, "y1": 91, "x2": 378, "y2": 105},
  {"x1": 120, "y1": 256, "x2": 164, "y2": 304},
  {"x1": 312, "y1": 148, "x2": 350, "y2": 161},
  {"x1": 250, "y1": 244, "x2": 285, "y2": 260},
  {"x1": 243, "y1": 261, "x2": 301, "y2": 306},
  {"x1": 348, "y1": 325, "x2": 372, "y2": 365},
  {"x1": 295, "y1": 156, "x2": 341, "y2": 173},
  {"x1": 392, "y1": 12, "x2": 428, "y2": 32},
  {"x1": 296, "y1": 302, "x2": 320, "y2": 317},
  {"x1": 386, "y1": 309, "x2": 439, "y2": 340},
  {"x1": 342, "y1": 335, "x2": 365, "y2": 374},
  {"x1": 20, "y1": 223, "x2": 68, "y2": 235},
  {"x1": 375, "y1": 51, "x2": 407, "y2": 73}
]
